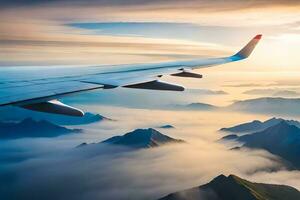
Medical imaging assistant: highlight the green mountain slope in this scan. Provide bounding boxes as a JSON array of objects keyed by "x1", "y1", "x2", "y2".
[{"x1": 158, "y1": 174, "x2": 300, "y2": 200}]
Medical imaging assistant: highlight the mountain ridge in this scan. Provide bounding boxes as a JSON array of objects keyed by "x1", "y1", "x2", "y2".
[
  {"x1": 222, "y1": 120, "x2": 300, "y2": 169},
  {"x1": 79, "y1": 128, "x2": 184, "y2": 149},
  {"x1": 158, "y1": 174, "x2": 300, "y2": 200},
  {"x1": 220, "y1": 117, "x2": 300, "y2": 133},
  {"x1": 0, "y1": 118, "x2": 81, "y2": 139},
  {"x1": 182, "y1": 97, "x2": 300, "y2": 116}
]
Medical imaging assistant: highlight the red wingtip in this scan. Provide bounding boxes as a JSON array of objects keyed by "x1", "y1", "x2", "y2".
[{"x1": 254, "y1": 34, "x2": 262, "y2": 40}]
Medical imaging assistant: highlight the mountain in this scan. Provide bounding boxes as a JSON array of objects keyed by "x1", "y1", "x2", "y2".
[
  {"x1": 0, "y1": 118, "x2": 81, "y2": 139},
  {"x1": 101, "y1": 128, "x2": 184, "y2": 148},
  {"x1": 220, "y1": 117, "x2": 300, "y2": 133},
  {"x1": 158, "y1": 125, "x2": 175, "y2": 129},
  {"x1": 50, "y1": 112, "x2": 111, "y2": 125},
  {"x1": 243, "y1": 89, "x2": 300, "y2": 97},
  {"x1": 158, "y1": 174, "x2": 300, "y2": 200},
  {"x1": 223, "y1": 121, "x2": 300, "y2": 169},
  {"x1": 78, "y1": 128, "x2": 184, "y2": 149},
  {"x1": 220, "y1": 120, "x2": 264, "y2": 133},
  {"x1": 188, "y1": 89, "x2": 228, "y2": 95},
  {"x1": 184, "y1": 102, "x2": 217, "y2": 110},
  {"x1": 0, "y1": 106, "x2": 108, "y2": 125},
  {"x1": 178, "y1": 97, "x2": 300, "y2": 115},
  {"x1": 228, "y1": 97, "x2": 300, "y2": 115}
]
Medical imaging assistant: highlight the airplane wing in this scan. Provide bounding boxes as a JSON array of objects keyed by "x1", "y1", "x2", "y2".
[{"x1": 0, "y1": 35, "x2": 262, "y2": 116}]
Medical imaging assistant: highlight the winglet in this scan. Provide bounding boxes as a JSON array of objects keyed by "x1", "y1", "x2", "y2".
[{"x1": 233, "y1": 34, "x2": 262, "y2": 59}]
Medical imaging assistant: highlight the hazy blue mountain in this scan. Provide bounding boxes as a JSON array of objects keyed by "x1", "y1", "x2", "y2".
[
  {"x1": 220, "y1": 120, "x2": 263, "y2": 133},
  {"x1": 220, "y1": 117, "x2": 300, "y2": 133},
  {"x1": 0, "y1": 118, "x2": 81, "y2": 139},
  {"x1": 184, "y1": 102, "x2": 217, "y2": 110},
  {"x1": 0, "y1": 106, "x2": 108, "y2": 125},
  {"x1": 188, "y1": 89, "x2": 228, "y2": 95},
  {"x1": 158, "y1": 174, "x2": 300, "y2": 200},
  {"x1": 223, "y1": 121, "x2": 300, "y2": 169},
  {"x1": 50, "y1": 112, "x2": 111, "y2": 125},
  {"x1": 180, "y1": 97, "x2": 300, "y2": 115},
  {"x1": 228, "y1": 97, "x2": 300, "y2": 115},
  {"x1": 79, "y1": 128, "x2": 184, "y2": 149},
  {"x1": 243, "y1": 89, "x2": 300, "y2": 97},
  {"x1": 273, "y1": 90, "x2": 300, "y2": 97},
  {"x1": 158, "y1": 125, "x2": 175, "y2": 129}
]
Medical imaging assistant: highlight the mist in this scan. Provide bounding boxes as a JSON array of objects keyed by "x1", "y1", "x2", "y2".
[{"x1": 1, "y1": 106, "x2": 298, "y2": 200}]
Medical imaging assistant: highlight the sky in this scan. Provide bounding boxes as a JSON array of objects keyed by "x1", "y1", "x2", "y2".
[
  {"x1": 0, "y1": 0, "x2": 300, "y2": 72},
  {"x1": 1, "y1": 1, "x2": 300, "y2": 199}
]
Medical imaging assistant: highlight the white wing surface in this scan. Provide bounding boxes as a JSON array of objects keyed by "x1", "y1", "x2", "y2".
[{"x1": 0, "y1": 35, "x2": 262, "y2": 116}]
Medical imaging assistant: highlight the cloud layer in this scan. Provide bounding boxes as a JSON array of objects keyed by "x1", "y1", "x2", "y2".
[
  {"x1": 1, "y1": 106, "x2": 299, "y2": 200},
  {"x1": 0, "y1": 0, "x2": 299, "y2": 66}
]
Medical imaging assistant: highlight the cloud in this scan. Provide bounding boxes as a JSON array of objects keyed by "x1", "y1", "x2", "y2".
[
  {"x1": 188, "y1": 89, "x2": 227, "y2": 95},
  {"x1": 246, "y1": 170, "x2": 300, "y2": 190},
  {"x1": 61, "y1": 88, "x2": 227, "y2": 110},
  {"x1": 1, "y1": 0, "x2": 299, "y2": 10},
  {"x1": 0, "y1": 140, "x2": 284, "y2": 200},
  {"x1": 0, "y1": 0, "x2": 299, "y2": 67},
  {"x1": 0, "y1": 35, "x2": 228, "y2": 66},
  {"x1": 223, "y1": 83, "x2": 270, "y2": 88},
  {"x1": 0, "y1": 106, "x2": 297, "y2": 200},
  {"x1": 1, "y1": 1, "x2": 299, "y2": 28}
]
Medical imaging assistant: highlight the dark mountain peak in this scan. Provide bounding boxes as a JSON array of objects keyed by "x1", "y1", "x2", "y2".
[
  {"x1": 158, "y1": 125, "x2": 175, "y2": 129},
  {"x1": 220, "y1": 117, "x2": 300, "y2": 134},
  {"x1": 158, "y1": 174, "x2": 300, "y2": 200},
  {"x1": 227, "y1": 174, "x2": 242, "y2": 182},
  {"x1": 221, "y1": 134, "x2": 238, "y2": 140},
  {"x1": 263, "y1": 117, "x2": 283, "y2": 125},
  {"x1": 186, "y1": 102, "x2": 217, "y2": 110},
  {"x1": 264, "y1": 120, "x2": 298, "y2": 134},
  {"x1": 101, "y1": 128, "x2": 184, "y2": 148},
  {"x1": 227, "y1": 174, "x2": 237, "y2": 179},
  {"x1": 76, "y1": 142, "x2": 91, "y2": 148},
  {"x1": 210, "y1": 174, "x2": 227, "y2": 182},
  {"x1": 220, "y1": 120, "x2": 263, "y2": 133},
  {"x1": 265, "y1": 117, "x2": 277, "y2": 121},
  {"x1": 121, "y1": 128, "x2": 162, "y2": 142},
  {"x1": 230, "y1": 119, "x2": 300, "y2": 169},
  {"x1": 238, "y1": 119, "x2": 300, "y2": 143},
  {"x1": 208, "y1": 174, "x2": 243, "y2": 188},
  {"x1": 276, "y1": 120, "x2": 290, "y2": 127}
]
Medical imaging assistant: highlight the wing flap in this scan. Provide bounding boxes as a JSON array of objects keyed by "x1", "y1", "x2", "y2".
[
  {"x1": 22, "y1": 100, "x2": 84, "y2": 117},
  {"x1": 124, "y1": 80, "x2": 184, "y2": 91},
  {"x1": 171, "y1": 69, "x2": 203, "y2": 78}
]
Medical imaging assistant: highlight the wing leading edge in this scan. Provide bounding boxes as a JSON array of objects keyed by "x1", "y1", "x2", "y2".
[{"x1": 0, "y1": 35, "x2": 262, "y2": 116}]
